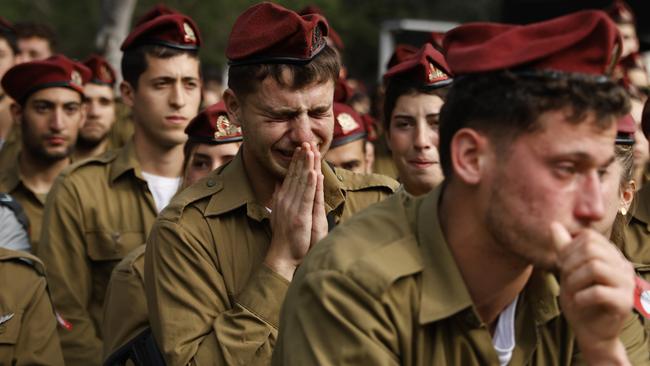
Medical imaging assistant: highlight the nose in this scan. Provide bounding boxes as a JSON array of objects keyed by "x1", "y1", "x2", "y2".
[
  {"x1": 87, "y1": 100, "x2": 99, "y2": 118},
  {"x1": 289, "y1": 113, "x2": 315, "y2": 144},
  {"x1": 50, "y1": 106, "x2": 65, "y2": 131},
  {"x1": 574, "y1": 171, "x2": 606, "y2": 224},
  {"x1": 413, "y1": 121, "x2": 435, "y2": 150},
  {"x1": 169, "y1": 82, "x2": 186, "y2": 109}
]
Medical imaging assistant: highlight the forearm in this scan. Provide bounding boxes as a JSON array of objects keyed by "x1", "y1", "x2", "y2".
[{"x1": 577, "y1": 338, "x2": 630, "y2": 366}]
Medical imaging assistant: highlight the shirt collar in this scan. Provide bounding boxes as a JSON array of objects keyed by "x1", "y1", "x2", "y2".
[
  {"x1": 109, "y1": 140, "x2": 144, "y2": 183},
  {"x1": 416, "y1": 184, "x2": 561, "y2": 325},
  {"x1": 204, "y1": 150, "x2": 346, "y2": 220}
]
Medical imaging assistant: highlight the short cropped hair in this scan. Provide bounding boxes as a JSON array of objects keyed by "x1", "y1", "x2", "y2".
[
  {"x1": 227, "y1": 45, "x2": 340, "y2": 99},
  {"x1": 438, "y1": 71, "x2": 630, "y2": 178},
  {"x1": 14, "y1": 21, "x2": 56, "y2": 50},
  {"x1": 121, "y1": 44, "x2": 199, "y2": 89}
]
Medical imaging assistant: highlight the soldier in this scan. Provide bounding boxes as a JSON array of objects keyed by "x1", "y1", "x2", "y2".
[
  {"x1": 74, "y1": 54, "x2": 117, "y2": 161},
  {"x1": 101, "y1": 101, "x2": 243, "y2": 364},
  {"x1": 37, "y1": 11, "x2": 202, "y2": 365},
  {"x1": 274, "y1": 10, "x2": 648, "y2": 365},
  {"x1": 325, "y1": 102, "x2": 370, "y2": 173},
  {"x1": 0, "y1": 55, "x2": 90, "y2": 252},
  {"x1": 0, "y1": 247, "x2": 65, "y2": 365},
  {"x1": 383, "y1": 43, "x2": 452, "y2": 195},
  {"x1": 144, "y1": 3, "x2": 398, "y2": 365},
  {"x1": 181, "y1": 101, "x2": 242, "y2": 189},
  {"x1": 0, "y1": 193, "x2": 30, "y2": 252},
  {"x1": 13, "y1": 21, "x2": 55, "y2": 63}
]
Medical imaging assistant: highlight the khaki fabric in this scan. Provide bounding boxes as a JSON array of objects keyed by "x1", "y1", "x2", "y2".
[
  {"x1": 0, "y1": 248, "x2": 64, "y2": 365},
  {"x1": 145, "y1": 152, "x2": 398, "y2": 365},
  {"x1": 38, "y1": 140, "x2": 158, "y2": 366},
  {"x1": 102, "y1": 244, "x2": 147, "y2": 361},
  {"x1": 0, "y1": 127, "x2": 19, "y2": 172},
  {"x1": 624, "y1": 184, "x2": 650, "y2": 348},
  {"x1": 273, "y1": 187, "x2": 650, "y2": 366},
  {"x1": 0, "y1": 156, "x2": 47, "y2": 252},
  {"x1": 372, "y1": 137, "x2": 398, "y2": 179},
  {"x1": 106, "y1": 101, "x2": 134, "y2": 154}
]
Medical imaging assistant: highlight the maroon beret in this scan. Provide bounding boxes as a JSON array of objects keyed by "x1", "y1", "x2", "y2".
[
  {"x1": 226, "y1": 2, "x2": 329, "y2": 66},
  {"x1": 121, "y1": 13, "x2": 201, "y2": 51},
  {"x1": 185, "y1": 101, "x2": 243, "y2": 144},
  {"x1": 334, "y1": 76, "x2": 353, "y2": 103},
  {"x1": 606, "y1": 0, "x2": 635, "y2": 24},
  {"x1": 83, "y1": 54, "x2": 116, "y2": 86},
  {"x1": 444, "y1": 10, "x2": 621, "y2": 77},
  {"x1": 429, "y1": 31, "x2": 445, "y2": 50},
  {"x1": 616, "y1": 113, "x2": 636, "y2": 145},
  {"x1": 2, "y1": 54, "x2": 91, "y2": 103},
  {"x1": 331, "y1": 102, "x2": 366, "y2": 148},
  {"x1": 298, "y1": 5, "x2": 344, "y2": 51},
  {"x1": 641, "y1": 99, "x2": 650, "y2": 139},
  {"x1": 135, "y1": 4, "x2": 178, "y2": 27},
  {"x1": 386, "y1": 44, "x2": 419, "y2": 69},
  {"x1": 384, "y1": 43, "x2": 452, "y2": 88}
]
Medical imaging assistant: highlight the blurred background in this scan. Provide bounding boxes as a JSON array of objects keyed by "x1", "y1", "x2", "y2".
[{"x1": 1, "y1": 0, "x2": 649, "y2": 87}]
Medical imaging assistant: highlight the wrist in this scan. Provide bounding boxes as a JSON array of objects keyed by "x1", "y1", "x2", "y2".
[
  {"x1": 263, "y1": 256, "x2": 297, "y2": 282},
  {"x1": 577, "y1": 338, "x2": 630, "y2": 366}
]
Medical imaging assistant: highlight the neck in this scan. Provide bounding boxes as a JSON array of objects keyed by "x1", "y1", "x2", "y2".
[
  {"x1": 74, "y1": 139, "x2": 108, "y2": 161},
  {"x1": 241, "y1": 147, "x2": 280, "y2": 207},
  {"x1": 133, "y1": 131, "x2": 184, "y2": 177},
  {"x1": 18, "y1": 150, "x2": 70, "y2": 194},
  {"x1": 439, "y1": 182, "x2": 532, "y2": 328}
]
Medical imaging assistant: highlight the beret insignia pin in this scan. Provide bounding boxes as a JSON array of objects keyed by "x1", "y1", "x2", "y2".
[{"x1": 337, "y1": 113, "x2": 358, "y2": 134}]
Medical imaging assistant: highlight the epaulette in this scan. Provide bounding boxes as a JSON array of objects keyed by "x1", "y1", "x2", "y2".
[
  {"x1": 158, "y1": 166, "x2": 227, "y2": 221},
  {"x1": 0, "y1": 247, "x2": 45, "y2": 276},
  {"x1": 333, "y1": 167, "x2": 400, "y2": 193}
]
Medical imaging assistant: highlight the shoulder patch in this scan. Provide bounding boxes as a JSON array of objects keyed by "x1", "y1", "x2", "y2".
[{"x1": 334, "y1": 168, "x2": 399, "y2": 192}]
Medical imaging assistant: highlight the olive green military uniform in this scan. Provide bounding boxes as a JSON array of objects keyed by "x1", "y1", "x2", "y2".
[
  {"x1": 0, "y1": 153, "x2": 47, "y2": 252},
  {"x1": 0, "y1": 127, "x2": 20, "y2": 172},
  {"x1": 0, "y1": 248, "x2": 65, "y2": 365},
  {"x1": 144, "y1": 152, "x2": 398, "y2": 365},
  {"x1": 102, "y1": 244, "x2": 147, "y2": 361},
  {"x1": 106, "y1": 100, "x2": 134, "y2": 152},
  {"x1": 273, "y1": 188, "x2": 650, "y2": 365},
  {"x1": 623, "y1": 183, "x2": 650, "y2": 345},
  {"x1": 38, "y1": 140, "x2": 158, "y2": 366}
]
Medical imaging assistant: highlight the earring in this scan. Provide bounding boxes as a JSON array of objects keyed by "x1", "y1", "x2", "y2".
[{"x1": 620, "y1": 207, "x2": 628, "y2": 216}]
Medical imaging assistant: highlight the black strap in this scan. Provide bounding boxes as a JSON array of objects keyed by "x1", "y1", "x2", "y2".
[
  {"x1": 0, "y1": 193, "x2": 29, "y2": 232},
  {"x1": 104, "y1": 327, "x2": 166, "y2": 366}
]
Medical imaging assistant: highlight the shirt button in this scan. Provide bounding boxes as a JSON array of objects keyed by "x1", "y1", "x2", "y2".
[
  {"x1": 337, "y1": 175, "x2": 343, "y2": 181},
  {"x1": 206, "y1": 179, "x2": 216, "y2": 187}
]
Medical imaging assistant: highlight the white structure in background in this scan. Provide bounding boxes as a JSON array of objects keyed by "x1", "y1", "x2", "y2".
[{"x1": 378, "y1": 19, "x2": 458, "y2": 81}]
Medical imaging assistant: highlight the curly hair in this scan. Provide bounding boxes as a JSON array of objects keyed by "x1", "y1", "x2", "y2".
[{"x1": 439, "y1": 70, "x2": 630, "y2": 178}]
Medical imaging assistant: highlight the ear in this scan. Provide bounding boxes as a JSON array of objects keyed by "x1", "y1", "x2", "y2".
[
  {"x1": 9, "y1": 102, "x2": 21, "y2": 125},
  {"x1": 449, "y1": 128, "x2": 490, "y2": 185},
  {"x1": 120, "y1": 81, "x2": 135, "y2": 108},
  {"x1": 222, "y1": 89, "x2": 242, "y2": 127},
  {"x1": 620, "y1": 179, "x2": 636, "y2": 214}
]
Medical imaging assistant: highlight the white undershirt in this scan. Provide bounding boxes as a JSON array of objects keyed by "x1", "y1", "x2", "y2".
[
  {"x1": 141, "y1": 172, "x2": 181, "y2": 213},
  {"x1": 492, "y1": 296, "x2": 519, "y2": 366}
]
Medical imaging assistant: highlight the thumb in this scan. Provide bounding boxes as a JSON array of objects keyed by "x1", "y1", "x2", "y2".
[{"x1": 550, "y1": 221, "x2": 572, "y2": 253}]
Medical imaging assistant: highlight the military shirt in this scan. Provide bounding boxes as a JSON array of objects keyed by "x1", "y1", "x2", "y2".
[
  {"x1": 38, "y1": 140, "x2": 158, "y2": 366},
  {"x1": 0, "y1": 248, "x2": 65, "y2": 365},
  {"x1": 0, "y1": 127, "x2": 19, "y2": 171},
  {"x1": 145, "y1": 152, "x2": 398, "y2": 365},
  {"x1": 0, "y1": 154, "x2": 47, "y2": 252},
  {"x1": 273, "y1": 187, "x2": 650, "y2": 366},
  {"x1": 102, "y1": 244, "x2": 147, "y2": 361},
  {"x1": 623, "y1": 183, "x2": 650, "y2": 345}
]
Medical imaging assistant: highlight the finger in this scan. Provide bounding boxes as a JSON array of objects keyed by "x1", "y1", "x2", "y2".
[
  {"x1": 313, "y1": 172, "x2": 325, "y2": 214},
  {"x1": 550, "y1": 222, "x2": 572, "y2": 254},
  {"x1": 284, "y1": 146, "x2": 304, "y2": 196},
  {"x1": 573, "y1": 285, "x2": 634, "y2": 311},
  {"x1": 312, "y1": 142, "x2": 322, "y2": 172},
  {"x1": 560, "y1": 232, "x2": 622, "y2": 278},
  {"x1": 562, "y1": 257, "x2": 629, "y2": 297},
  {"x1": 298, "y1": 170, "x2": 318, "y2": 216}
]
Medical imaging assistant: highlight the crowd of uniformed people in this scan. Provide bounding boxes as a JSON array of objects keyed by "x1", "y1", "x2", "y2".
[{"x1": 2, "y1": 1, "x2": 650, "y2": 365}]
